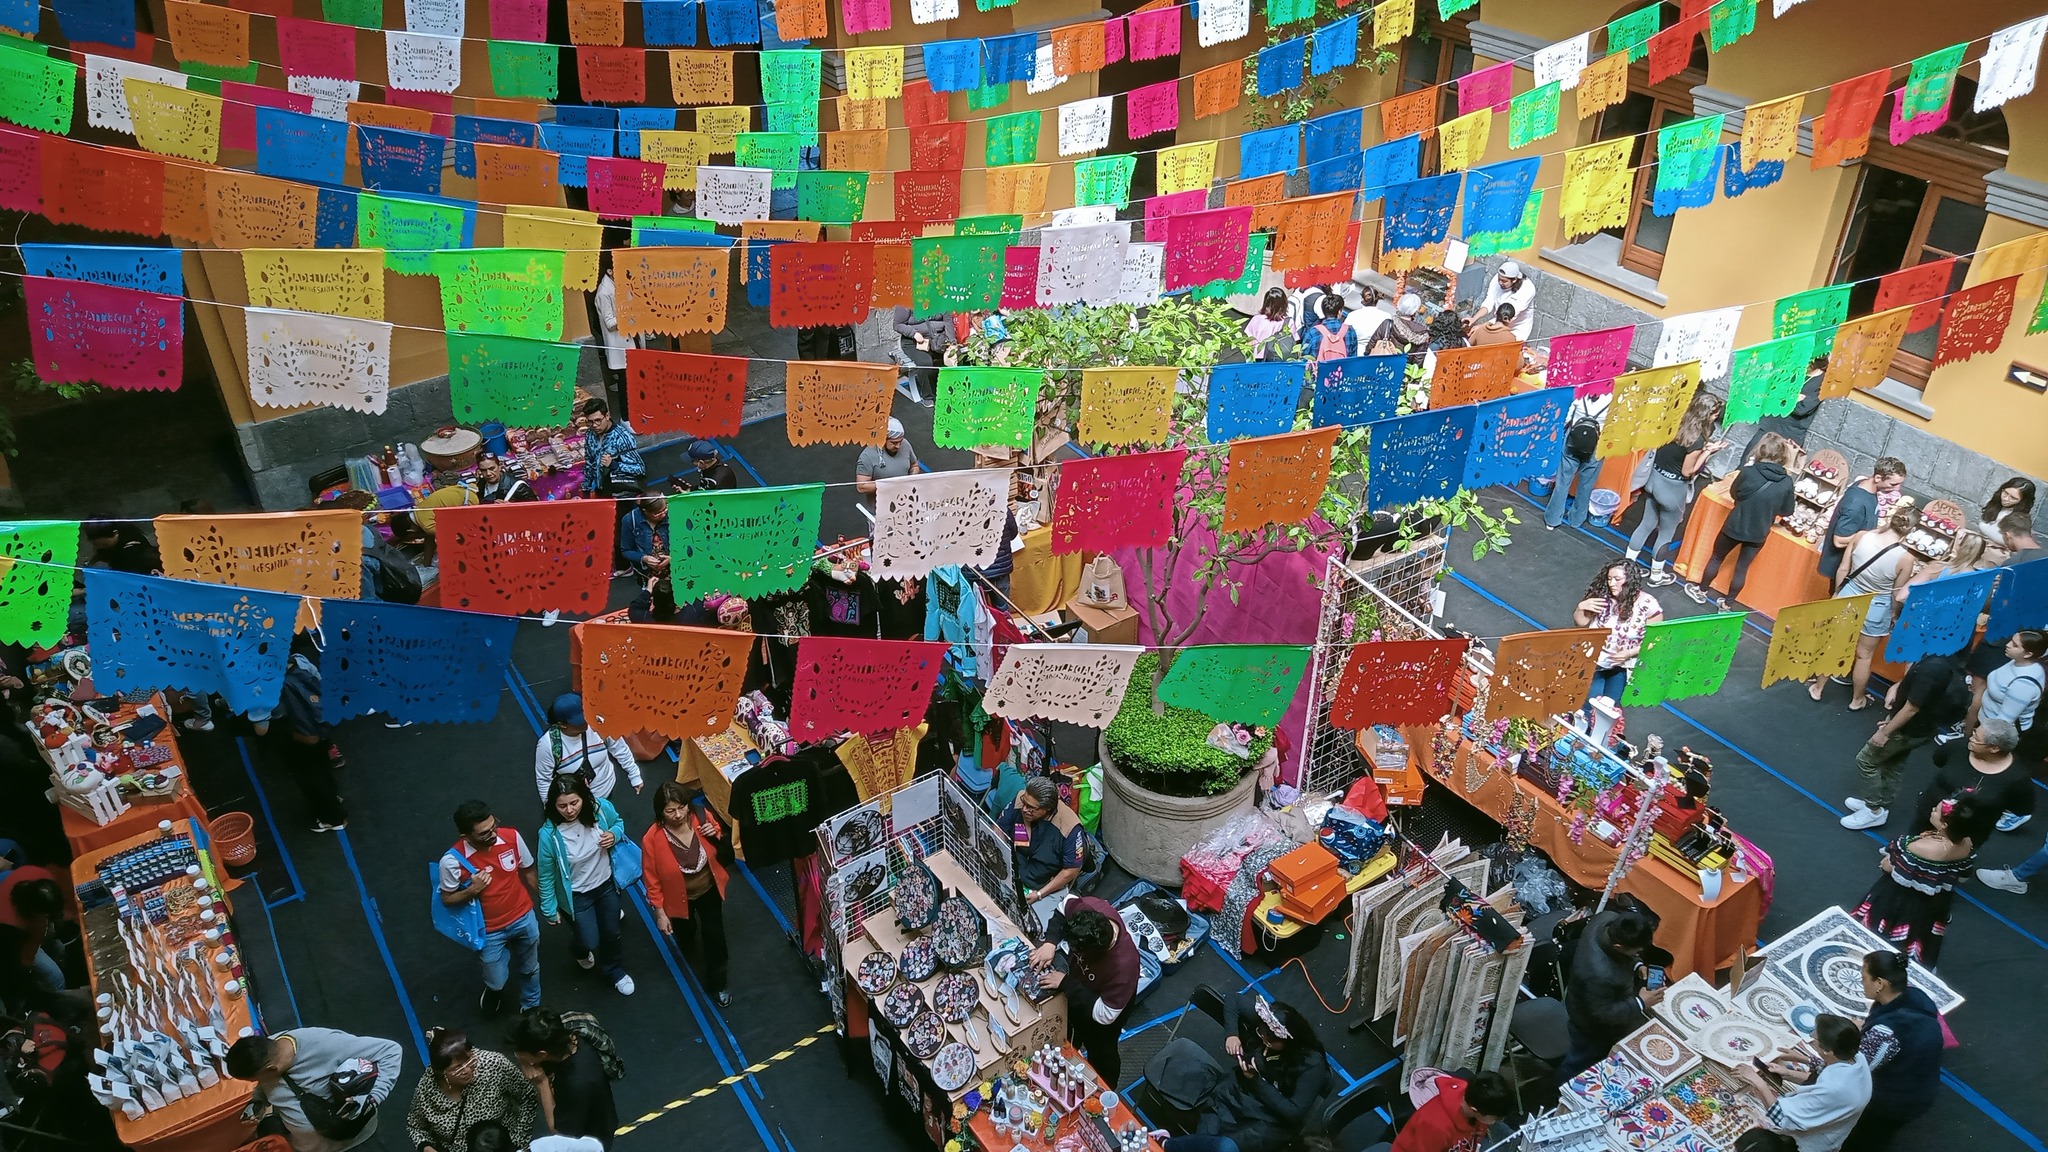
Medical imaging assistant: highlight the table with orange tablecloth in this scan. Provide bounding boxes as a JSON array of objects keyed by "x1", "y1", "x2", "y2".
[
  {"x1": 75, "y1": 820, "x2": 256, "y2": 1152},
  {"x1": 59, "y1": 694, "x2": 211, "y2": 856},
  {"x1": 1428, "y1": 740, "x2": 1762, "y2": 980},
  {"x1": 961, "y1": 1044, "x2": 1162, "y2": 1152},
  {"x1": 1674, "y1": 482, "x2": 1831, "y2": 620}
]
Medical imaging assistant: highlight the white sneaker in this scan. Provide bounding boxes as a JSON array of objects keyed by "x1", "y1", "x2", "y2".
[
  {"x1": 1840, "y1": 806, "x2": 1889, "y2": 830},
  {"x1": 1976, "y1": 868, "x2": 2029, "y2": 894},
  {"x1": 576, "y1": 953, "x2": 596, "y2": 970},
  {"x1": 1846, "y1": 797, "x2": 1870, "y2": 813},
  {"x1": 614, "y1": 974, "x2": 636, "y2": 995},
  {"x1": 182, "y1": 718, "x2": 215, "y2": 732}
]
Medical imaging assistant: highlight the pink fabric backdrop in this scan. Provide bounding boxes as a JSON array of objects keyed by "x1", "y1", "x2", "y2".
[{"x1": 1113, "y1": 520, "x2": 1333, "y2": 782}]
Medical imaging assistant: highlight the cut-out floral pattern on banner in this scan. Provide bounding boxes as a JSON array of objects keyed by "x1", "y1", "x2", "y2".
[
  {"x1": 1619, "y1": 612, "x2": 1746, "y2": 706},
  {"x1": 1156, "y1": 644, "x2": 1311, "y2": 726},
  {"x1": 320, "y1": 598, "x2": 517, "y2": 724},
  {"x1": 83, "y1": 570, "x2": 296, "y2": 715},
  {"x1": 1312, "y1": 355, "x2": 1403, "y2": 427},
  {"x1": 668, "y1": 484, "x2": 823, "y2": 601},
  {"x1": 1933, "y1": 276, "x2": 2017, "y2": 368},
  {"x1": 614, "y1": 246, "x2": 728, "y2": 336},
  {"x1": 1487, "y1": 628, "x2": 1606, "y2": 721},
  {"x1": 429, "y1": 248, "x2": 564, "y2": 341},
  {"x1": 1223, "y1": 426, "x2": 1339, "y2": 533},
  {"x1": 436, "y1": 500, "x2": 613, "y2": 615},
  {"x1": 787, "y1": 361, "x2": 895, "y2": 446},
  {"x1": 581, "y1": 623, "x2": 755, "y2": 739},
  {"x1": 156, "y1": 510, "x2": 363, "y2": 607},
  {"x1": 448, "y1": 333, "x2": 579, "y2": 429},
  {"x1": 244, "y1": 307, "x2": 392, "y2": 415},
  {"x1": 1597, "y1": 363, "x2": 1700, "y2": 457},
  {"x1": 1078, "y1": 367, "x2": 1176, "y2": 447},
  {"x1": 1885, "y1": 569, "x2": 1998, "y2": 664},
  {"x1": 1329, "y1": 638, "x2": 1471, "y2": 728},
  {"x1": 1465, "y1": 388, "x2": 1569, "y2": 490},
  {"x1": 24, "y1": 277, "x2": 183, "y2": 390},
  {"x1": 0, "y1": 522, "x2": 80, "y2": 646},
  {"x1": 242, "y1": 248, "x2": 385, "y2": 320},
  {"x1": 933, "y1": 367, "x2": 1039, "y2": 449},
  {"x1": 789, "y1": 637, "x2": 947, "y2": 738},
  {"x1": 1051, "y1": 449, "x2": 1186, "y2": 555},
  {"x1": 1368, "y1": 406, "x2": 1474, "y2": 512},
  {"x1": 1763, "y1": 595, "x2": 1873, "y2": 688},
  {"x1": 872, "y1": 469, "x2": 1010, "y2": 580},
  {"x1": 984, "y1": 643, "x2": 1144, "y2": 726},
  {"x1": 626, "y1": 348, "x2": 746, "y2": 437}
]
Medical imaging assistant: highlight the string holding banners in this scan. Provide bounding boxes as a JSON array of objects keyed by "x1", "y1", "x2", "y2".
[
  {"x1": 436, "y1": 499, "x2": 615, "y2": 616},
  {"x1": 1329, "y1": 638, "x2": 1472, "y2": 728},
  {"x1": 1156, "y1": 644, "x2": 1311, "y2": 726},
  {"x1": 871, "y1": 469, "x2": 1010, "y2": 581},
  {"x1": 581, "y1": 623, "x2": 755, "y2": 739},
  {"x1": 984, "y1": 643, "x2": 1144, "y2": 727},
  {"x1": 319, "y1": 599, "x2": 518, "y2": 725},
  {"x1": 83, "y1": 569, "x2": 297, "y2": 715},
  {"x1": 1486, "y1": 628, "x2": 1606, "y2": 722},
  {"x1": 1222, "y1": 426, "x2": 1340, "y2": 534},
  {"x1": 668, "y1": 483, "x2": 824, "y2": 601},
  {"x1": 788, "y1": 637, "x2": 947, "y2": 739},
  {"x1": 1763, "y1": 593, "x2": 1873, "y2": 688},
  {"x1": 1051, "y1": 448, "x2": 1186, "y2": 555},
  {"x1": 1619, "y1": 611, "x2": 1747, "y2": 707}
]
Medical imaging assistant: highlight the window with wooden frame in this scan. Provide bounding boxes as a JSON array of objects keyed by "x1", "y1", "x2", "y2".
[
  {"x1": 1394, "y1": 10, "x2": 1475, "y2": 174},
  {"x1": 1587, "y1": 3, "x2": 1709, "y2": 279},
  {"x1": 1832, "y1": 77, "x2": 2008, "y2": 390}
]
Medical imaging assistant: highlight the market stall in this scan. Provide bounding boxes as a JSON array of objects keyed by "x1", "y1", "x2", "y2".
[
  {"x1": 822, "y1": 773, "x2": 1153, "y2": 1151},
  {"x1": 28, "y1": 680, "x2": 212, "y2": 857},
  {"x1": 75, "y1": 818, "x2": 257, "y2": 1152},
  {"x1": 1673, "y1": 478, "x2": 1831, "y2": 619},
  {"x1": 1538, "y1": 904, "x2": 1962, "y2": 1152}
]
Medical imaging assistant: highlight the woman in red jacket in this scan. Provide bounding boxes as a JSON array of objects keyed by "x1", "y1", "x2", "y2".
[{"x1": 642, "y1": 780, "x2": 732, "y2": 1006}]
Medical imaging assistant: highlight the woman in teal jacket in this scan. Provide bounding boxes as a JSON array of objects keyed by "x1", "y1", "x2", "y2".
[{"x1": 537, "y1": 773, "x2": 636, "y2": 996}]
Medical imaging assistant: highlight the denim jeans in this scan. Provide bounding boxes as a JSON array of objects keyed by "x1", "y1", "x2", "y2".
[
  {"x1": 1590, "y1": 666, "x2": 1630, "y2": 706},
  {"x1": 1547, "y1": 455, "x2": 1604, "y2": 527},
  {"x1": 571, "y1": 880, "x2": 627, "y2": 981},
  {"x1": 480, "y1": 910, "x2": 542, "y2": 1010},
  {"x1": 2012, "y1": 833, "x2": 2048, "y2": 881}
]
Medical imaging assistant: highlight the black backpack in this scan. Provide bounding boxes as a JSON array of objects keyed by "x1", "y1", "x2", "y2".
[
  {"x1": 362, "y1": 541, "x2": 423, "y2": 604},
  {"x1": 1565, "y1": 413, "x2": 1603, "y2": 461}
]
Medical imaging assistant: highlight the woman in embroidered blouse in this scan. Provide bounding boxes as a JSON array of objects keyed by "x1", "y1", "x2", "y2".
[
  {"x1": 1573, "y1": 559, "x2": 1664, "y2": 708},
  {"x1": 641, "y1": 780, "x2": 733, "y2": 1007},
  {"x1": 405, "y1": 1028, "x2": 538, "y2": 1152},
  {"x1": 1852, "y1": 793, "x2": 1996, "y2": 967}
]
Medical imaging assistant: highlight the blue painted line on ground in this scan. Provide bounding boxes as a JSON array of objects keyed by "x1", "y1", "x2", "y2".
[
  {"x1": 1943, "y1": 1071, "x2": 2047, "y2": 1152},
  {"x1": 333, "y1": 829, "x2": 429, "y2": 1062},
  {"x1": 1207, "y1": 937, "x2": 1270, "y2": 991},
  {"x1": 263, "y1": 893, "x2": 305, "y2": 909},
  {"x1": 734, "y1": 858, "x2": 799, "y2": 939},
  {"x1": 1121, "y1": 1077, "x2": 1155, "y2": 1126},
  {"x1": 724, "y1": 443, "x2": 770, "y2": 488},
  {"x1": 1120, "y1": 1004, "x2": 1190, "y2": 1040},
  {"x1": 233, "y1": 738, "x2": 306, "y2": 904},
  {"x1": 1443, "y1": 569, "x2": 2046, "y2": 1145},
  {"x1": 249, "y1": 893, "x2": 303, "y2": 1029},
  {"x1": 1334, "y1": 1057, "x2": 1400, "y2": 1098}
]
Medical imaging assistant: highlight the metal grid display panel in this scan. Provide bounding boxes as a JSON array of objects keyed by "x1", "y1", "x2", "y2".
[{"x1": 1297, "y1": 557, "x2": 1448, "y2": 796}]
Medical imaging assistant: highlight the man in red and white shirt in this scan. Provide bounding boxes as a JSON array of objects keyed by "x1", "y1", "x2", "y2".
[{"x1": 439, "y1": 800, "x2": 542, "y2": 1013}]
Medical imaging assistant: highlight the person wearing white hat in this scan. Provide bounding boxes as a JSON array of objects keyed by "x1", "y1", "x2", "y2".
[
  {"x1": 855, "y1": 418, "x2": 919, "y2": 511},
  {"x1": 1473, "y1": 260, "x2": 1537, "y2": 341}
]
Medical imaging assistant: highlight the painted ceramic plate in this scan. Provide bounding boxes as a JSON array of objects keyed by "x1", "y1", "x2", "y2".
[
  {"x1": 1785, "y1": 1002, "x2": 1822, "y2": 1038},
  {"x1": 1696, "y1": 1017, "x2": 1780, "y2": 1067},
  {"x1": 930, "y1": 1042, "x2": 977, "y2": 1092},
  {"x1": 855, "y1": 951, "x2": 897, "y2": 997}
]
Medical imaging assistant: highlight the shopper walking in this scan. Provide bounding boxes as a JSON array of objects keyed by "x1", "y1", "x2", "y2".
[
  {"x1": 1546, "y1": 390, "x2": 1614, "y2": 530},
  {"x1": 1840, "y1": 951, "x2": 1942, "y2": 1152},
  {"x1": 439, "y1": 800, "x2": 543, "y2": 1013},
  {"x1": 1244, "y1": 288, "x2": 1294, "y2": 361},
  {"x1": 510, "y1": 1010, "x2": 621, "y2": 1149},
  {"x1": 1810, "y1": 503, "x2": 1919, "y2": 709},
  {"x1": 532, "y1": 694, "x2": 643, "y2": 802},
  {"x1": 1574, "y1": 559, "x2": 1663, "y2": 707},
  {"x1": 1301, "y1": 294, "x2": 1357, "y2": 363},
  {"x1": 1839, "y1": 651, "x2": 1967, "y2": 831},
  {"x1": 1625, "y1": 392, "x2": 1726, "y2": 585},
  {"x1": 641, "y1": 781, "x2": 732, "y2": 1006},
  {"x1": 1976, "y1": 831, "x2": 2048, "y2": 894},
  {"x1": 257, "y1": 652, "x2": 348, "y2": 833},
  {"x1": 226, "y1": 1028, "x2": 405, "y2": 1152},
  {"x1": 537, "y1": 774, "x2": 636, "y2": 996},
  {"x1": 406, "y1": 1028, "x2": 539, "y2": 1152},
  {"x1": 1852, "y1": 794, "x2": 1995, "y2": 967},
  {"x1": 1030, "y1": 896, "x2": 1139, "y2": 1086},
  {"x1": 1687, "y1": 433, "x2": 1798, "y2": 609}
]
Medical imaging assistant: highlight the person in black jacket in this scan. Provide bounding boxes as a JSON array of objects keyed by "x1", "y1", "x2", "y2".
[
  {"x1": 1843, "y1": 951, "x2": 1942, "y2": 1152},
  {"x1": 1161, "y1": 995, "x2": 1327, "y2": 1152},
  {"x1": 1686, "y1": 431, "x2": 1799, "y2": 610},
  {"x1": 1559, "y1": 908, "x2": 1663, "y2": 1080}
]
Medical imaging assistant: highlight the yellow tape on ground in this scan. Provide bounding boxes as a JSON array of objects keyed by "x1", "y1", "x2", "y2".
[{"x1": 615, "y1": 1026, "x2": 834, "y2": 1136}]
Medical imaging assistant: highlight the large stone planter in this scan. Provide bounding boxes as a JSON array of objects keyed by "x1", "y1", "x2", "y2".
[{"x1": 1097, "y1": 734, "x2": 1259, "y2": 887}]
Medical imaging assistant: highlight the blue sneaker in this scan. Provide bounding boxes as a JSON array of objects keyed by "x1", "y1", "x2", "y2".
[{"x1": 1996, "y1": 812, "x2": 2032, "y2": 833}]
